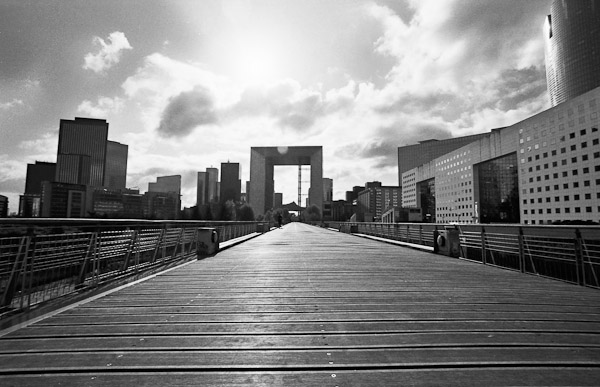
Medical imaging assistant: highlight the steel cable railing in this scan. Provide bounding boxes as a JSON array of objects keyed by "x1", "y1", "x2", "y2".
[
  {"x1": 0, "y1": 219, "x2": 262, "y2": 316},
  {"x1": 336, "y1": 222, "x2": 600, "y2": 289}
]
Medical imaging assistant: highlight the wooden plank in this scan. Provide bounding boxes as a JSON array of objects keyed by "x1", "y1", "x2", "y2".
[
  {"x1": 2, "y1": 368, "x2": 600, "y2": 387},
  {"x1": 8, "y1": 320, "x2": 600, "y2": 338},
  {"x1": 2, "y1": 347, "x2": 600, "y2": 372},
  {"x1": 2, "y1": 332, "x2": 600, "y2": 353}
]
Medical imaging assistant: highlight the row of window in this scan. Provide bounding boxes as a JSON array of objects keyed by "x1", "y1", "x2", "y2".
[
  {"x1": 524, "y1": 192, "x2": 600, "y2": 205},
  {"x1": 524, "y1": 206, "x2": 598, "y2": 215}
]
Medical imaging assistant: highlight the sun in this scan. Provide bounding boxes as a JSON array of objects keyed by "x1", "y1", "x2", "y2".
[{"x1": 230, "y1": 34, "x2": 284, "y2": 85}]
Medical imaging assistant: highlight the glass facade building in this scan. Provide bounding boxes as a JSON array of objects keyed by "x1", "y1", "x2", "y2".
[
  {"x1": 544, "y1": 0, "x2": 600, "y2": 106},
  {"x1": 56, "y1": 118, "x2": 109, "y2": 187},
  {"x1": 475, "y1": 154, "x2": 520, "y2": 224}
]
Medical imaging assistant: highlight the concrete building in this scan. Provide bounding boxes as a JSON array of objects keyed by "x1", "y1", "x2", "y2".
[
  {"x1": 19, "y1": 161, "x2": 56, "y2": 217},
  {"x1": 220, "y1": 162, "x2": 241, "y2": 203},
  {"x1": 56, "y1": 117, "x2": 108, "y2": 187},
  {"x1": 323, "y1": 178, "x2": 333, "y2": 202},
  {"x1": 357, "y1": 182, "x2": 402, "y2": 221},
  {"x1": 148, "y1": 175, "x2": 181, "y2": 195},
  {"x1": 104, "y1": 141, "x2": 128, "y2": 190},
  {"x1": 148, "y1": 175, "x2": 181, "y2": 219},
  {"x1": 249, "y1": 146, "x2": 323, "y2": 216},
  {"x1": 41, "y1": 181, "x2": 87, "y2": 218},
  {"x1": 0, "y1": 195, "x2": 8, "y2": 218},
  {"x1": 197, "y1": 172, "x2": 206, "y2": 206},
  {"x1": 206, "y1": 168, "x2": 219, "y2": 203},
  {"x1": 273, "y1": 193, "x2": 283, "y2": 209},
  {"x1": 397, "y1": 134, "x2": 489, "y2": 187},
  {"x1": 401, "y1": 86, "x2": 600, "y2": 225},
  {"x1": 544, "y1": 0, "x2": 600, "y2": 106}
]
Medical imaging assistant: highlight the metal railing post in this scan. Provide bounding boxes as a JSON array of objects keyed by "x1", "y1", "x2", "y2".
[
  {"x1": 574, "y1": 228, "x2": 585, "y2": 286},
  {"x1": 481, "y1": 226, "x2": 487, "y2": 265},
  {"x1": 518, "y1": 227, "x2": 525, "y2": 273}
]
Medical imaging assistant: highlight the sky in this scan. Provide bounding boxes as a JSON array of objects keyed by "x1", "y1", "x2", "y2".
[{"x1": 0, "y1": 0, "x2": 552, "y2": 214}]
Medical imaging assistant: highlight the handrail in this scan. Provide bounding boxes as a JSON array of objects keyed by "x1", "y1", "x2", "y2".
[
  {"x1": 334, "y1": 222, "x2": 600, "y2": 289},
  {"x1": 0, "y1": 219, "x2": 264, "y2": 316}
]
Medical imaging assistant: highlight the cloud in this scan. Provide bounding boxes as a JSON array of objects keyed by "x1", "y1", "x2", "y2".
[
  {"x1": 0, "y1": 99, "x2": 24, "y2": 110},
  {"x1": 77, "y1": 97, "x2": 125, "y2": 117},
  {"x1": 157, "y1": 87, "x2": 218, "y2": 137},
  {"x1": 83, "y1": 31, "x2": 132, "y2": 74},
  {"x1": 18, "y1": 131, "x2": 58, "y2": 158}
]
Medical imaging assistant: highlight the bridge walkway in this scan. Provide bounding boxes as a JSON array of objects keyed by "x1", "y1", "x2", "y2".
[{"x1": 1, "y1": 222, "x2": 600, "y2": 386}]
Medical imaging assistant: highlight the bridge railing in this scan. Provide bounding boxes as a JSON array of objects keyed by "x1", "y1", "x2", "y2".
[
  {"x1": 0, "y1": 219, "x2": 262, "y2": 315},
  {"x1": 334, "y1": 222, "x2": 600, "y2": 289}
]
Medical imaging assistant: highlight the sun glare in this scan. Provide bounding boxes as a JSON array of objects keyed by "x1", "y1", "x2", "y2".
[{"x1": 231, "y1": 35, "x2": 283, "y2": 85}]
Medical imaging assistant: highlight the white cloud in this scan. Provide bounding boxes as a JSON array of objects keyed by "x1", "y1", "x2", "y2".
[
  {"x1": 0, "y1": 99, "x2": 24, "y2": 110},
  {"x1": 18, "y1": 131, "x2": 58, "y2": 159},
  {"x1": 83, "y1": 31, "x2": 132, "y2": 74},
  {"x1": 77, "y1": 96, "x2": 125, "y2": 117}
]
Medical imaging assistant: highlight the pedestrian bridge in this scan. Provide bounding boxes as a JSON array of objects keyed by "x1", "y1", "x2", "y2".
[{"x1": 1, "y1": 221, "x2": 600, "y2": 385}]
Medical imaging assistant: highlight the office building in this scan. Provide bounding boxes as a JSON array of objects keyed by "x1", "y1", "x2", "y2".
[
  {"x1": 0, "y1": 195, "x2": 8, "y2": 218},
  {"x1": 197, "y1": 172, "x2": 207, "y2": 206},
  {"x1": 40, "y1": 181, "x2": 87, "y2": 218},
  {"x1": 19, "y1": 161, "x2": 56, "y2": 217},
  {"x1": 220, "y1": 162, "x2": 241, "y2": 203},
  {"x1": 397, "y1": 134, "x2": 489, "y2": 187},
  {"x1": 273, "y1": 193, "x2": 283, "y2": 209},
  {"x1": 148, "y1": 175, "x2": 181, "y2": 195},
  {"x1": 401, "y1": 86, "x2": 600, "y2": 224},
  {"x1": 147, "y1": 175, "x2": 181, "y2": 219},
  {"x1": 55, "y1": 154, "x2": 92, "y2": 185},
  {"x1": 357, "y1": 182, "x2": 402, "y2": 221},
  {"x1": 56, "y1": 117, "x2": 109, "y2": 187},
  {"x1": 323, "y1": 178, "x2": 333, "y2": 202},
  {"x1": 544, "y1": 0, "x2": 600, "y2": 106},
  {"x1": 206, "y1": 168, "x2": 219, "y2": 203},
  {"x1": 104, "y1": 141, "x2": 128, "y2": 190}
]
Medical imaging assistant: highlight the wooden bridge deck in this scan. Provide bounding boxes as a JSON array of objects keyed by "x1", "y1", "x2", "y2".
[{"x1": 1, "y1": 222, "x2": 600, "y2": 386}]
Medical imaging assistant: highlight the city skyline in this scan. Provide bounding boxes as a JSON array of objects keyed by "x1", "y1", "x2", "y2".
[{"x1": 1, "y1": 1, "x2": 552, "y2": 214}]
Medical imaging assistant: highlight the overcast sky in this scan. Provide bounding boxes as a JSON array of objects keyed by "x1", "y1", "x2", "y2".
[{"x1": 0, "y1": 0, "x2": 552, "y2": 214}]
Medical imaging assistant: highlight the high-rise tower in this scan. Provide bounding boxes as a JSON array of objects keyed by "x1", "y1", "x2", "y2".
[
  {"x1": 104, "y1": 141, "x2": 128, "y2": 190},
  {"x1": 544, "y1": 0, "x2": 600, "y2": 106},
  {"x1": 55, "y1": 117, "x2": 109, "y2": 187},
  {"x1": 220, "y1": 162, "x2": 241, "y2": 203}
]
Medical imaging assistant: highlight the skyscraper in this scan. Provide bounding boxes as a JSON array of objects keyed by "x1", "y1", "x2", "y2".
[
  {"x1": 544, "y1": 0, "x2": 600, "y2": 106},
  {"x1": 206, "y1": 167, "x2": 219, "y2": 203},
  {"x1": 323, "y1": 178, "x2": 333, "y2": 202},
  {"x1": 19, "y1": 161, "x2": 56, "y2": 217},
  {"x1": 220, "y1": 162, "x2": 241, "y2": 203},
  {"x1": 197, "y1": 172, "x2": 207, "y2": 206},
  {"x1": 56, "y1": 117, "x2": 109, "y2": 187},
  {"x1": 104, "y1": 140, "x2": 128, "y2": 190}
]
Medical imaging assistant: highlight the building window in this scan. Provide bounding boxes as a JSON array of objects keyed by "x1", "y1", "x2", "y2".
[
  {"x1": 586, "y1": 207, "x2": 592, "y2": 213},
  {"x1": 582, "y1": 142, "x2": 587, "y2": 148},
  {"x1": 555, "y1": 208, "x2": 561, "y2": 213}
]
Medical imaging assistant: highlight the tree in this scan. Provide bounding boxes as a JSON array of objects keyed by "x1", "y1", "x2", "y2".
[
  {"x1": 221, "y1": 200, "x2": 236, "y2": 221},
  {"x1": 237, "y1": 204, "x2": 255, "y2": 221},
  {"x1": 303, "y1": 204, "x2": 321, "y2": 222}
]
